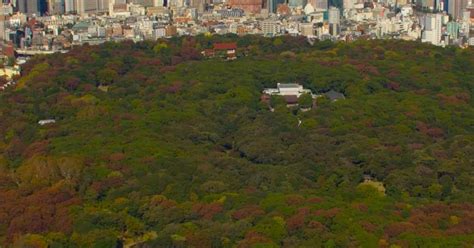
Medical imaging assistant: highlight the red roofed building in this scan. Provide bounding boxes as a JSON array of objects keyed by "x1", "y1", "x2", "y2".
[{"x1": 203, "y1": 42, "x2": 237, "y2": 60}]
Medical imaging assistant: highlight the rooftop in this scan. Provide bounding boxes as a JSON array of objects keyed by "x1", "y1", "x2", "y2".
[
  {"x1": 278, "y1": 83, "x2": 301, "y2": 88},
  {"x1": 324, "y1": 90, "x2": 345, "y2": 101}
]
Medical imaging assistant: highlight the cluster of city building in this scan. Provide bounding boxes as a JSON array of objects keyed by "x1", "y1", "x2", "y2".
[{"x1": 0, "y1": 0, "x2": 472, "y2": 81}]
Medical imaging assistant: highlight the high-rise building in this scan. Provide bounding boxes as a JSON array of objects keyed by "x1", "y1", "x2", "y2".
[
  {"x1": 48, "y1": 0, "x2": 65, "y2": 14},
  {"x1": 448, "y1": 0, "x2": 468, "y2": 20},
  {"x1": 98, "y1": 0, "x2": 109, "y2": 11},
  {"x1": 64, "y1": 0, "x2": 74, "y2": 12},
  {"x1": 328, "y1": 6, "x2": 340, "y2": 23},
  {"x1": 460, "y1": 10, "x2": 470, "y2": 34},
  {"x1": 328, "y1": 6, "x2": 340, "y2": 35},
  {"x1": 17, "y1": 0, "x2": 43, "y2": 15},
  {"x1": 17, "y1": 0, "x2": 26, "y2": 13},
  {"x1": 76, "y1": 0, "x2": 109, "y2": 15},
  {"x1": 421, "y1": 13, "x2": 443, "y2": 45},
  {"x1": 446, "y1": 21, "x2": 460, "y2": 39}
]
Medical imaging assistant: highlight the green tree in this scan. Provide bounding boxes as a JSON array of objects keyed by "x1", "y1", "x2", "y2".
[
  {"x1": 97, "y1": 68, "x2": 118, "y2": 86},
  {"x1": 298, "y1": 93, "x2": 313, "y2": 108}
]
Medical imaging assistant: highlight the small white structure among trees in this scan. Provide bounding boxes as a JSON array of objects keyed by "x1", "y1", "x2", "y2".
[
  {"x1": 263, "y1": 83, "x2": 315, "y2": 98},
  {"x1": 263, "y1": 83, "x2": 317, "y2": 108},
  {"x1": 38, "y1": 119, "x2": 56, "y2": 125}
]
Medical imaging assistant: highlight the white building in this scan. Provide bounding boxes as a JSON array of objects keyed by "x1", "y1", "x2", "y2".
[
  {"x1": 263, "y1": 83, "x2": 314, "y2": 97},
  {"x1": 152, "y1": 27, "x2": 166, "y2": 39},
  {"x1": 421, "y1": 13, "x2": 443, "y2": 46},
  {"x1": 328, "y1": 7, "x2": 340, "y2": 35},
  {"x1": 65, "y1": 0, "x2": 75, "y2": 13},
  {"x1": 461, "y1": 10, "x2": 471, "y2": 35},
  {"x1": 469, "y1": 37, "x2": 474, "y2": 46},
  {"x1": 261, "y1": 20, "x2": 280, "y2": 36},
  {"x1": 300, "y1": 23, "x2": 315, "y2": 37},
  {"x1": 38, "y1": 119, "x2": 56, "y2": 125}
]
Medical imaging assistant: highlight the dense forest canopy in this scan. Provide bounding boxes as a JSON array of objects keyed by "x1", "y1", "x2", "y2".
[{"x1": 0, "y1": 35, "x2": 473, "y2": 247}]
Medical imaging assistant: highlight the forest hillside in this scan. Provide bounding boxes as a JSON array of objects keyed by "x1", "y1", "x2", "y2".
[{"x1": 0, "y1": 36, "x2": 473, "y2": 247}]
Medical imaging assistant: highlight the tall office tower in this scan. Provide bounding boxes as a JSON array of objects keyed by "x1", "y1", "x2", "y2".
[
  {"x1": 461, "y1": 10, "x2": 470, "y2": 34},
  {"x1": 76, "y1": 0, "x2": 109, "y2": 14},
  {"x1": 75, "y1": 0, "x2": 83, "y2": 13},
  {"x1": 436, "y1": 0, "x2": 443, "y2": 10},
  {"x1": 76, "y1": 0, "x2": 91, "y2": 14},
  {"x1": 47, "y1": 0, "x2": 53, "y2": 13},
  {"x1": 328, "y1": 6, "x2": 340, "y2": 35},
  {"x1": 448, "y1": 0, "x2": 468, "y2": 20},
  {"x1": 446, "y1": 21, "x2": 460, "y2": 39},
  {"x1": 98, "y1": 0, "x2": 109, "y2": 11},
  {"x1": 421, "y1": 13, "x2": 443, "y2": 45},
  {"x1": 17, "y1": 0, "x2": 42, "y2": 15},
  {"x1": 48, "y1": 0, "x2": 65, "y2": 14},
  {"x1": 41, "y1": 0, "x2": 49, "y2": 13},
  {"x1": 16, "y1": 0, "x2": 27, "y2": 13},
  {"x1": 64, "y1": 0, "x2": 74, "y2": 12},
  {"x1": 442, "y1": 0, "x2": 448, "y2": 11}
]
